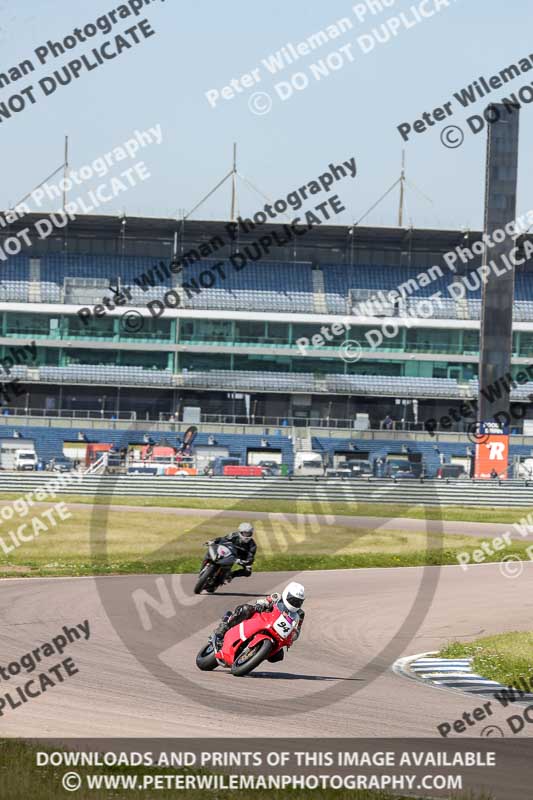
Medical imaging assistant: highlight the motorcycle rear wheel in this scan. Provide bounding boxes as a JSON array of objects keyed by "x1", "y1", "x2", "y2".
[
  {"x1": 196, "y1": 642, "x2": 218, "y2": 671},
  {"x1": 194, "y1": 564, "x2": 216, "y2": 594},
  {"x1": 231, "y1": 639, "x2": 273, "y2": 677}
]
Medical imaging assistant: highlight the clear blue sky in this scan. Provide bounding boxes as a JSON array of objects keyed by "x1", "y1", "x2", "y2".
[{"x1": 1, "y1": 0, "x2": 532, "y2": 231}]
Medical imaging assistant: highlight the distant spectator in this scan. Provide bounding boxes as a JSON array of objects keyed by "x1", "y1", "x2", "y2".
[
  {"x1": 77, "y1": 431, "x2": 87, "y2": 442},
  {"x1": 383, "y1": 415, "x2": 393, "y2": 431},
  {"x1": 490, "y1": 468, "x2": 498, "y2": 480}
]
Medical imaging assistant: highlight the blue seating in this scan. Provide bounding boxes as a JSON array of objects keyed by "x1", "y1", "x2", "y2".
[
  {"x1": 39, "y1": 254, "x2": 173, "y2": 287},
  {"x1": 1, "y1": 253, "x2": 533, "y2": 319},
  {"x1": 181, "y1": 260, "x2": 314, "y2": 312},
  {"x1": 0, "y1": 255, "x2": 30, "y2": 280}
]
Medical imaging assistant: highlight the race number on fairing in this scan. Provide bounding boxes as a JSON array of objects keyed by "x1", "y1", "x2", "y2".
[{"x1": 273, "y1": 614, "x2": 295, "y2": 638}]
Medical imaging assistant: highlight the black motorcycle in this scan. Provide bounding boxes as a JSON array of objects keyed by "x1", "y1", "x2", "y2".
[{"x1": 193, "y1": 540, "x2": 240, "y2": 594}]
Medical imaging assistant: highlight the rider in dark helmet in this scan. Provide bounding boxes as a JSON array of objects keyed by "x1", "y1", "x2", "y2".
[{"x1": 213, "y1": 522, "x2": 257, "y2": 582}]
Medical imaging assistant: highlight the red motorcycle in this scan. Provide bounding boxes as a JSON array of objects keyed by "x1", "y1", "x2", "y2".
[{"x1": 196, "y1": 604, "x2": 300, "y2": 677}]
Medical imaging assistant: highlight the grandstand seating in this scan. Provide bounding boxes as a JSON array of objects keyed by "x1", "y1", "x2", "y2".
[
  {"x1": 180, "y1": 260, "x2": 314, "y2": 312},
  {"x1": 469, "y1": 378, "x2": 533, "y2": 402},
  {"x1": 0, "y1": 255, "x2": 30, "y2": 280},
  {"x1": 40, "y1": 254, "x2": 168, "y2": 285},
  {"x1": 39, "y1": 366, "x2": 174, "y2": 386},
  {"x1": 178, "y1": 370, "x2": 467, "y2": 398},
  {"x1": 9, "y1": 364, "x2": 468, "y2": 398},
  {"x1": 2, "y1": 254, "x2": 533, "y2": 320},
  {"x1": 17, "y1": 364, "x2": 533, "y2": 400}
]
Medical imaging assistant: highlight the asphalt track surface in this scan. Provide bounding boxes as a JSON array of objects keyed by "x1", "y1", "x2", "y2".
[{"x1": 2, "y1": 560, "x2": 533, "y2": 742}]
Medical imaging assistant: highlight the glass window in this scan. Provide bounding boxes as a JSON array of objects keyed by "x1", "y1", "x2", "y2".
[
  {"x1": 5, "y1": 313, "x2": 51, "y2": 337},
  {"x1": 235, "y1": 320, "x2": 264, "y2": 343},
  {"x1": 66, "y1": 315, "x2": 115, "y2": 339},
  {"x1": 180, "y1": 319, "x2": 232, "y2": 343},
  {"x1": 120, "y1": 317, "x2": 172, "y2": 342}
]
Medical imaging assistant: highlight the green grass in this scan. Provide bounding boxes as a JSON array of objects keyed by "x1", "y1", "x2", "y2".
[
  {"x1": 0, "y1": 740, "x2": 487, "y2": 800},
  {"x1": 0, "y1": 500, "x2": 531, "y2": 578},
  {"x1": 0, "y1": 492, "x2": 528, "y2": 523},
  {"x1": 440, "y1": 632, "x2": 533, "y2": 688}
]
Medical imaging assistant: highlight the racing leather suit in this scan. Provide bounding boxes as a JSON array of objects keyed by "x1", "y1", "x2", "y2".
[
  {"x1": 214, "y1": 593, "x2": 305, "y2": 656},
  {"x1": 213, "y1": 532, "x2": 257, "y2": 578}
]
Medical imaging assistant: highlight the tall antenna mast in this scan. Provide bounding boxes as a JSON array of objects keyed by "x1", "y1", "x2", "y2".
[
  {"x1": 398, "y1": 149, "x2": 405, "y2": 227},
  {"x1": 62, "y1": 135, "x2": 69, "y2": 212},
  {"x1": 230, "y1": 142, "x2": 237, "y2": 221}
]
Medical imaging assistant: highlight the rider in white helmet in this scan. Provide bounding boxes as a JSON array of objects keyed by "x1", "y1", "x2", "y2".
[{"x1": 213, "y1": 581, "x2": 306, "y2": 656}]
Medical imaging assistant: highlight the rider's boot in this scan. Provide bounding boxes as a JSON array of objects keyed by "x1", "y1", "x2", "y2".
[{"x1": 214, "y1": 611, "x2": 232, "y2": 649}]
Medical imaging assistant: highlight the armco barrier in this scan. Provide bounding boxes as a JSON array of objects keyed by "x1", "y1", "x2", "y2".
[{"x1": 0, "y1": 474, "x2": 533, "y2": 507}]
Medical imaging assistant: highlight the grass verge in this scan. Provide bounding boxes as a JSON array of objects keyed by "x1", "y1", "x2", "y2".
[
  {"x1": 0, "y1": 492, "x2": 529, "y2": 523},
  {"x1": 439, "y1": 632, "x2": 533, "y2": 688},
  {"x1": 0, "y1": 501, "x2": 531, "y2": 578}
]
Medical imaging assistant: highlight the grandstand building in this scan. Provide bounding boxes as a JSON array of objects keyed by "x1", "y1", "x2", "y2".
[{"x1": 1, "y1": 212, "x2": 533, "y2": 438}]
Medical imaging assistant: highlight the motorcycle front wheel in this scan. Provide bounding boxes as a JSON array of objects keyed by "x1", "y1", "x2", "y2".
[
  {"x1": 194, "y1": 564, "x2": 216, "y2": 594},
  {"x1": 231, "y1": 639, "x2": 273, "y2": 677},
  {"x1": 196, "y1": 642, "x2": 218, "y2": 671}
]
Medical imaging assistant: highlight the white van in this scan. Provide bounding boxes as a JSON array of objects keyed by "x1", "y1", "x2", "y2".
[
  {"x1": 15, "y1": 450, "x2": 38, "y2": 471},
  {"x1": 294, "y1": 451, "x2": 324, "y2": 477}
]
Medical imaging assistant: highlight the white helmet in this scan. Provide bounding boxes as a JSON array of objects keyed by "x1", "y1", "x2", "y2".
[
  {"x1": 282, "y1": 581, "x2": 305, "y2": 612},
  {"x1": 237, "y1": 522, "x2": 254, "y2": 540}
]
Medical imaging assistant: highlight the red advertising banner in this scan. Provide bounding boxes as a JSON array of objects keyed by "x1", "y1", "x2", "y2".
[{"x1": 474, "y1": 423, "x2": 509, "y2": 480}]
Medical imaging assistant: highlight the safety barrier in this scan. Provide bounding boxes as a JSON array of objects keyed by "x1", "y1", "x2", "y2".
[{"x1": 0, "y1": 474, "x2": 533, "y2": 507}]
